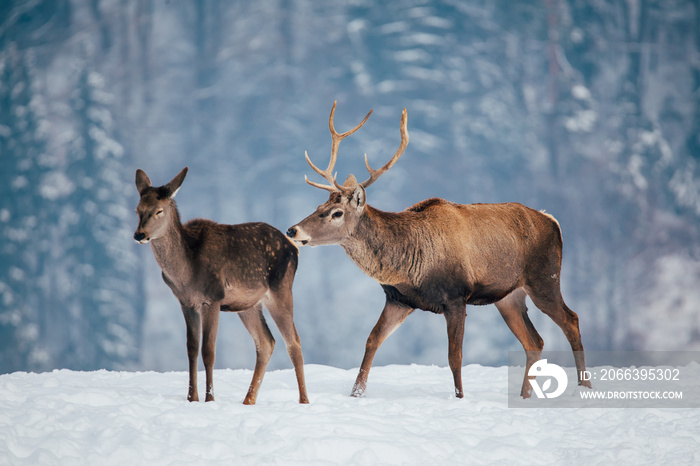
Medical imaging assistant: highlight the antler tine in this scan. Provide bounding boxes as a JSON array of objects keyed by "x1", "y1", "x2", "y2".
[
  {"x1": 304, "y1": 150, "x2": 335, "y2": 183},
  {"x1": 304, "y1": 149, "x2": 339, "y2": 192},
  {"x1": 304, "y1": 174, "x2": 340, "y2": 193},
  {"x1": 360, "y1": 108, "x2": 408, "y2": 189},
  {"x1": 305, "y1": 101, "x2": 373, "y2": 193},
  {"x1": 329, "y1": 101, "x2": 373, "y2": 142}
]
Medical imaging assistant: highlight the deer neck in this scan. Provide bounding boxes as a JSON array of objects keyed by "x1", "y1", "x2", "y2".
[
  {"x1": 149, "y1": 205, "x2": 192, "y2": 285},
  {"x1": 341, "y1": 205, "x2": 411, "y2": 286}
]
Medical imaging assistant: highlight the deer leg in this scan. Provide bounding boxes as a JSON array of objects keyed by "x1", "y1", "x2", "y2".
[
  {"x1": 495, "y1": 289, "x2": 544, "y2": 398},
  {"x1": 264, "y1": 289, "x2": 309, "y2": 404},
  {"x1": 444, "y1": 306, "x2": 467, "y2": 398},
  {"x1": 526, "y1": 286, "x2": 592, "y2": 389},
  {"x1": 351, "y1": 300, "x2": 414, "y2": 397},
  {"x1": 202, "y1": 301, "x2": 220, "y2": 402},
  {"x1": 182, "y1": 306, "x2": 202, "y2": 402},
  {"x1": 238, "y1": 304, "x2": 275, "y2": 405}
]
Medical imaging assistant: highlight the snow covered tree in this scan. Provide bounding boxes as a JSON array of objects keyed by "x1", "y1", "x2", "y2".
[
  {"x1": 58, "y1": 66, "x2": 144, "y2": 370},
  {"x1": 0, "y1": 45, "x2": 54, "y2": 372},
  {"x1": 2, "y1": 0, "x2": 699, "y2": 372}
]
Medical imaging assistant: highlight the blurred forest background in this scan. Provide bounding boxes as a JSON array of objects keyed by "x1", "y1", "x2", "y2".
[{"x1": 2, "y1": 0, "x2": 700, "y2": 374}]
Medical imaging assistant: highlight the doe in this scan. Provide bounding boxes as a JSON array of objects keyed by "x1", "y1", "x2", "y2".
[{"x1": 134, "y1": 167, "x2": 308, "y2": 404}]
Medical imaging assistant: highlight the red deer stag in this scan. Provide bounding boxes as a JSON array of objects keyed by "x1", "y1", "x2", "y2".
[
  {"x1": 134, "y1": 167, "x2": 308, "y2": 404},
  {"x1": 287, "y1": 102, "x2": 591, "y2": 399}
]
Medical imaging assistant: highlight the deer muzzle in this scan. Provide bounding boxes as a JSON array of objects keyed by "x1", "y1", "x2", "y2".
[
  {"x1": 133, "y1": 232, "x2": 149, "y2": 244},
  {"x1": 286, "y1": 226, "x2": 310, "y2": 246}
]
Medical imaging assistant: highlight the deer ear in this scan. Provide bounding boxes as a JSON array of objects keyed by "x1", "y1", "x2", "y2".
[
  {"x1": 351, "y1": 185, "x2": 366, "y2": 210},
  {"x1": 135, "y1": 169, "x2": 152, "y2": 196},
  {"x1": 164, "y1": 167, "x2": 188, "y2": 198}
]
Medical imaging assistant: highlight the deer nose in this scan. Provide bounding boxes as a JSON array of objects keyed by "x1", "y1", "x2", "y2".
[
  {"x1": 286, "y1": 227, "x2": 297, "y2": 238},
  {"x1": 134, "y1": 232, "x2": 146, "y2": 242}
]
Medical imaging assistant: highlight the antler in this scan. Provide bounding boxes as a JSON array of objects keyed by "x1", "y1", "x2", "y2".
[
  {"x1": 305, "y1": 101, "x2": 373, "y2": 193},
  {"x1": 359, "y1": 107, "x2": 408, "y2": 189}
]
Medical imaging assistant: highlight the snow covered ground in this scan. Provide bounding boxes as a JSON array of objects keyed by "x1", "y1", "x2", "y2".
[{"x1": 1, "y1": 364, "x2": 699, "y2": 465}]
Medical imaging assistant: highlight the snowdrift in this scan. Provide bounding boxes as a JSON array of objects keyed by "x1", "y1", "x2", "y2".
[{"x1": 1, "y1": 364, "x2": 698, "y2": 465}]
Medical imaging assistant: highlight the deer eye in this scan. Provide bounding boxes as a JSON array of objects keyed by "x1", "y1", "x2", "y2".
[
  {"x1": 331, "y1": 211, "x2": 343, "y2": 219},
  {"x1": 155, "y1": 210, "x2": 164, "y2": 217}
]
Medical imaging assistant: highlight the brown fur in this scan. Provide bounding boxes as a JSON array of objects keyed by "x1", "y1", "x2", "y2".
[
  {"x1": 291, "y1": 194, "x2": 590, "y2": 399},
  {"x1": 135, "y1": 167, "x2": 308, "y2": 404},
  {"x1": 287, "y1": 104, "x2": 590, "y2": 399}
]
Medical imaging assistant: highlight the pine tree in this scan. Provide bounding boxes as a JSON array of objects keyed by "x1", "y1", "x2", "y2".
[
  {"x1": 60, "y1": 66, "x2": 143, "y2": 370},
  {"x1": 0, "y1": 45, "x2": 51, "y2": 372}
]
